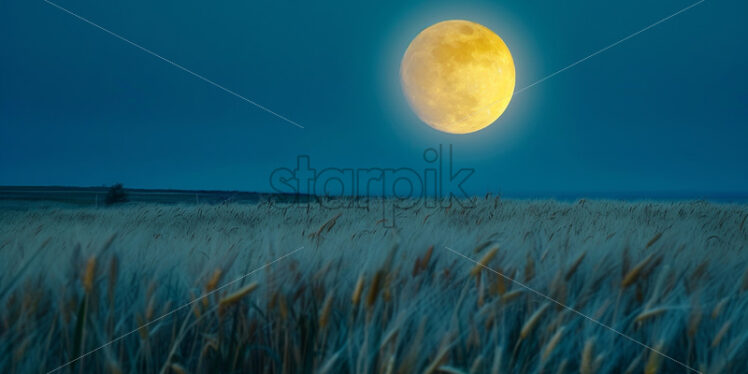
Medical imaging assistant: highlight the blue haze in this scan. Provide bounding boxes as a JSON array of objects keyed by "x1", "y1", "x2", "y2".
[{"x1": 1, "y1": 0, "x2": 747, "y2": 198}]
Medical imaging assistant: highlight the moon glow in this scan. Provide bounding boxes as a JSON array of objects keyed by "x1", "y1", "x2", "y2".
[{"x1": 400, "y1": 20, "x2": 515, "y2": 134}]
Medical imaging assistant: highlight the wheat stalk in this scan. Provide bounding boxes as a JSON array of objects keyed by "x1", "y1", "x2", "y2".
[
  {"x1": 379, "y1": 327, "x2": 400, "y2": 351},
  {"x1": 520, "y1": 303, "x2": 549, "y2": 340},
  {"x1": 218, "y1": 282, "x2": 258, "y2": 315},
  {"x1": 711, "y1": 297, "x2": 728, "y2": 319},
  {"x1": 205, "y1": 269, "x2": 223, "y2": 292},
  {"x1": 502, "y1": 289, "x2": 523, "y2": 304},
  {"x1": 318, "y1": 293, "x2": 333, "y2": 330},
  {"x1": 711, "y1": 320, "x2": 731, "y2": 348},
  {"x1": 318, "y1": 352, "x2": 340, "y2": 374},
  {"x1": 413, "y1": 245, "x2": 435, "y2": 276},
  {"x1": 646, "y1": 232, "x2": 663, "y2": 248},
  {"x1": 82, "y1": 255, "x2": 97, "y2": 294},
  {"x1": 623, "y1": 354, "x2": 642, "y2": 374},
  {"x1": 366, "y1": 271, "x2": 385, "y2": 310},
  {"x1": 491, "y1": 268, "x2": 508, "y2": 296},
  {"x1": 621, "y1": 253, "x2": 654, "y2": 288},
  {"x1": 473, "y1": 241, "x2": 494, "y2": 254},
  {"x1": 524, "y1": 254, "x2": 536, "y2": 282},
  {"x1": 644, "y1": 340, "x2": 664, "y2": 374},
  {"x1": 564, "y1": 251, "x2": 586, "y2": 280},
  {"x1": 490, "y1": 346, "x2": 503, "y2": 374},
  {"x1": 634, "y1": 307, "x2": 667, "y2": 324},
  {"x1": 542, "y1": 326, "x2": 565, "y2": 361},
  {"x1": 470, "y1": 246, "x2": 499, "y2": 276},
  {"x1": 580, "y1": 337, "x2": 595, "y2": 374},
  {"x1": 203, "y1": 268, "x2": 223, "y2": 308},
  {"x1": 352, "y1": 273, "x2": 364, "y2": 308}
]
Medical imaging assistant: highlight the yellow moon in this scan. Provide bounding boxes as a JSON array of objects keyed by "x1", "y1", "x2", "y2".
[{"x1": 400, "y1": 20, "x2": 515, "y2": 134}]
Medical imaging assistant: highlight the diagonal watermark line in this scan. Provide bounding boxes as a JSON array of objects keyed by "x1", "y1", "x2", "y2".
[
  {"x1": 459, "y1": 0, "x2": 705, "y2": 123},
  {"x1": 43, "y1": 0, "x2": 305, "y2": 130},
  {"x1": 514, "y1": 0, "x2": 705, "y2": 95},
  {"x1": 46, "y1": 245, "x2": 305, "y2": 374},
  {"x1": 444, "y1": 246, "x2": 703, "y2": 374}
]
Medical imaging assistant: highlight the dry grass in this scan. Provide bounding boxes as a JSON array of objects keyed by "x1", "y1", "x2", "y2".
[{"x1": 0, "y1": 198, "x2": 747, "y2": 373}]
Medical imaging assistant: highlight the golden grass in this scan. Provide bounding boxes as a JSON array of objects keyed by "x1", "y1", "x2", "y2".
[
  {"x1": 711, "y1": 320, "x2": 731, "y2": 348},
  {"x1": 218, "y1": 282, "x2": 258, "y2": 315},
  {"x1": 351, "y1": 273, "x2": 364, "y2": 308},
  {"x1": 644, "y1": 341, "x2": 665, "y2": 374},
  {"x1": 621, "y1": 253, "x2": 654, "y2": 288},
  {"x1": 469, "y1": 246, "x2": 499, "y2": 276},
  {"x1": 564, "y1": 251, "x2": 586, "y2": 281},
  {"x1": 519, "y1": 302, "x2": 549, "y2": 340},
  {"x1": 0, "y1": 199, "x2": 745, "y2": 373},
  {"x1": 318, "y1": 293, "x2": 333, "y2": 330},
  {"x1": 542, "y1": 326, "x2": 564, "y2": 362},
  {"x1": 366, "y1": 270, "x2": 385, "y2": 310},
  {"x1": 634, "y1": 307, "x2": 667, "y2": 324},
  {"x1": 82, "y1": 255, "x2": 97, "y2": 295},
  {"x1": 645, "y1": 232, "x2": 663, "y2": 249},
  {"x1": 580, "y1": 337, "x2": 596, "y2": 374}
]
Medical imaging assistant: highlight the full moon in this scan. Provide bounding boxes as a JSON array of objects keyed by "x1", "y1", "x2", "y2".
[{"x1": 400, "y1": 20, "x2": 515, "y2": 134}]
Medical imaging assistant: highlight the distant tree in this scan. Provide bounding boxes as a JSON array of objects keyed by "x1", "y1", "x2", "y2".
[{"x1": 105, "y1": 183, "x2": 128, "y2": 205}]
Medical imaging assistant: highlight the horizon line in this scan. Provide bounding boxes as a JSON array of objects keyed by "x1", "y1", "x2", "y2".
[{"x1": 1, "y1": 185, "x2": 747, "y2": 200}]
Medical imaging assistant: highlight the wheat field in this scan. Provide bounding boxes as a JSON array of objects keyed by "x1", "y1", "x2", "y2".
[{"x1": 1, "y1": 199, "x2": 747, "y2": 373}]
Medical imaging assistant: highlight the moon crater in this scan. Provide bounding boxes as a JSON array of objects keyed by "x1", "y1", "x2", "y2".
[{"x1": 400, "y1": 20, "x2": 515, "y2": 134}]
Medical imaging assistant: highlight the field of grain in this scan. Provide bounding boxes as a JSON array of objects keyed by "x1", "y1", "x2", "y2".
[{"x1": 1, "y1": 199, "x2": 747, "y2": 373}]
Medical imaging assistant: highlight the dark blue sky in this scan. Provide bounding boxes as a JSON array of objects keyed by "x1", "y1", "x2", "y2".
[{"x1": 1, "y1": 0, "x2": 746, "y2": 196}]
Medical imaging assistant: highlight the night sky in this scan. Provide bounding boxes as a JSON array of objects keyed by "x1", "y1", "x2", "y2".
[{"x1": 2, "y1": 0, "x2": 746, "y2": 197}]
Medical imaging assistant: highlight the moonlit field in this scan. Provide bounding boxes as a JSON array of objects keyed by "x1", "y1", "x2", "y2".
[
  {"x1": 1, "y1": 199, "x2": 747, "y2": 373},
  {"x1": 3, "y1": 0, "x2": 746, "y2": 373}
]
